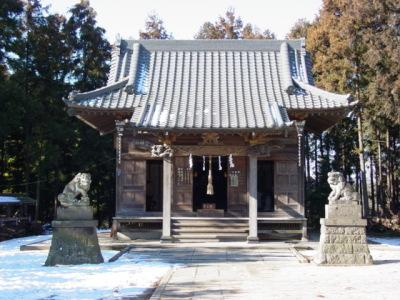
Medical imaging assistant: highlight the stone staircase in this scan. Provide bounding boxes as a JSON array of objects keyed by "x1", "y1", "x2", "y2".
[{"x1": 171, "y1": 218, "x2": 249, "y2": 242}]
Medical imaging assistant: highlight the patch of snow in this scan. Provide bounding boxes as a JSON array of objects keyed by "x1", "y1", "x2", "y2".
[
  {"x1": 0, "y1": 235, "x2": 51, "y2": 251},
  {"x1": 0, "y1": 235, "x2": 172, "y2": 300},
  {"x1": 0, "y1": 196, "x2": 20, "y2": 203},
  {"x1": 368, "y1": 237, "x2": 400, "y2": 246}
]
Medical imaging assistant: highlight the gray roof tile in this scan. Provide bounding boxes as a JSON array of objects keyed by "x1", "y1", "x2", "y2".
[{"x1": 68, "y1": 39, "x2": 352, "y2": 130}]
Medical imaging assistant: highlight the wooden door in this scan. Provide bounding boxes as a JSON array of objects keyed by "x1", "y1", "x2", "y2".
[
  {"x1": 228, "y1": 156, "x2": 247, "y2": 213},
  {"x1": 274, "y1": 161, "x2": 299, "y2": 213},
  {"x1": 173, "y1": 156, "x2": 193, "y2": 212},
  {"x1": 146, "y1": 160, "x2": 163, "y2": 211},
  {"x1": 117, "y1": 159, "x2": 146, "y2": 215}
]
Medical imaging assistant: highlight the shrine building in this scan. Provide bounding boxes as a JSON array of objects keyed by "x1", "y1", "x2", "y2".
[{"x1": 65, "y1": 39, "x2": 354, "y2": 242}]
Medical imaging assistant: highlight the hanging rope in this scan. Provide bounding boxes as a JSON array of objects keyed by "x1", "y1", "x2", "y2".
[{"x1": 206, "y1": 156, "x2": 214, "y2": 195}]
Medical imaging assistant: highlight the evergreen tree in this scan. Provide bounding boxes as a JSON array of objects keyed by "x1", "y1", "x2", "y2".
[
  {"x1": 286, "y1": 18, "x2": 312, "y2": 39},
  {"x1": 0, "y1": 0, "x2": 113, "y2": 224},
  {"x1": 139, "y1": 13, "x2": 171, "y2": 40},
  {"x1": 66, "y1": 0, "x2": 111, "y2": 91},
  {"x1": 306, "y1": 0, "x2": 400, "y2": 219},
  {"x1": 63, "y1": 0, "x2": 114, "y2": 224},
  {"x1": 0, "y1": 0, "x2": 24, "y2": 76},
  {"x1": 242, "y1": 24, "x2": 275, "y2": 39},
  {"x1": 195, "y1": 8, "x2": 275, "y2": 39}
]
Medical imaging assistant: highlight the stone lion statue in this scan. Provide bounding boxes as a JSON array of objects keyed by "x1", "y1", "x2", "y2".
[
  {"x1": 58, "y1": 173, "x2": 91, "y2": 206},
  {"x1": 327, "y1": 171, "x2": 360, "y2": 204}
]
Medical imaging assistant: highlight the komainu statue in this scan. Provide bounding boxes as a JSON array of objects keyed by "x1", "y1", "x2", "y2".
[
  {"x1": 327, "y1": 171, "x2": 359, "y2": 204},
  {"x1": 58, "y1": 173, "x2": 92, "y2": 206}
]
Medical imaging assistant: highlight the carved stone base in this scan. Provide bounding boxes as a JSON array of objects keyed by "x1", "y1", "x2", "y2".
[
  {"x1": 45, "y1": 206, "x2": 103, "y2": 266},
  {"x1": 160, "y1": 236, "x2": 172, "y2": 243},
  {"x1": 315, "y1": 204, "x2": 373, "y2": 265},
  {"x1": 56, "y1": 205, "x2": 94, "y2": 220},
  {"x1": 247, "y1": 236, "x2": 259, "y2": 243}
]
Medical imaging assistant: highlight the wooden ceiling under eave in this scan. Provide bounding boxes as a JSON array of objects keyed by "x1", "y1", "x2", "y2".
[
  {"x1": 288, "y1": 108, "x2": 352, "y2": 133},
  {"x1": 67, "y1": 107, "x2": 132, "y2": 135}
]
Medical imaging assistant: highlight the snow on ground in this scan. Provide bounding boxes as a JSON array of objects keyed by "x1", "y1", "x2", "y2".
[
  {"x1": 0, "y1": 235, "x2": 172, "y2": 300},
  {"x1": 285, "y1": 239, "x2": 400, "y2": 300},
  {"x1": 368, "y1": 236, "x2": 400, "y2": 246}
]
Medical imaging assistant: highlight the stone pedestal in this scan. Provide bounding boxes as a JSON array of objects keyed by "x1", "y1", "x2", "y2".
[
  {"x1": 315, "y1": 203, "x2": 373, "y2": 265},
  {"x1": 45, "y1": 205, "x2": 103, "y2": 266}
]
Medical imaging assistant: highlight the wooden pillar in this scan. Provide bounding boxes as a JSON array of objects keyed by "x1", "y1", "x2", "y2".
[
  {"x1": 295, "y1": 121, "x2": 308, "y2": 241},
  {"x1": 115, "y1": 121, "x2": 125, "y2": 214},
  {"x1": 161, "y1": 157, "x2": 173, "y2": 242},
  {"x1": 300, "y1": 135, "x2": 308, "y2": 241},
  {"x1": 247, "y1": 155, "x2": 258, "y2": 242},
  {"x1": 114, "y1": 121, "x2": 125, "y2": 239}
]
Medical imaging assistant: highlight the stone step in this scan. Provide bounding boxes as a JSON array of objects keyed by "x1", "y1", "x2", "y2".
[
  {"x1": 173, "y1": 220, "x2": 248, "y2": 226},
  {"x1": 172, "y1": 223, "x2": 248, "y2": 229},
  {"x1": 173, "y1": 236, "x2": 247, "y2": 242},
  {"x1": 172, "y1": 227, "x2": 248, "y2": 233},
  {"x1": 172, "y1": 238, "x2": 224, "y2": 243},
  {"x1": 172, "y1": 232, "x2": 248, "y2": 238}
]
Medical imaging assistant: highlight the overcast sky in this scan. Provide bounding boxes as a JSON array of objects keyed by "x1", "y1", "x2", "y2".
[{"x1": 41, "y1": 0, "x2": 322, "y2": 41}]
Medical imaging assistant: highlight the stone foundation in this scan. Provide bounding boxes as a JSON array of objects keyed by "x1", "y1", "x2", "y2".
[
  {"x1": 45, "y1": 206, "x2": 103, "y2": 266},
  {"x1": 315, "y1": 204, "x2": 373, "y2": 265}
]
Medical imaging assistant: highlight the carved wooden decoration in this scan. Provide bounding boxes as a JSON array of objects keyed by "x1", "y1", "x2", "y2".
[
  {"x1": 128, "y1": 139, "x2": 153, "y2": 152},
  {"x1": 158, "y1": 133, "x2": 176, "y2": 145},
  {"x1": 173, "y1": 145, "x2": 247, "y2": 156},
  {"x1": 200, "y1": 133, "x2": 221, "y2": 145},
  {"x1": 248, "y1": 144, "x2": 284, "y2": 156},
  {"x1": 244, "y1": 133, "x2": 269, "y2": 145}
]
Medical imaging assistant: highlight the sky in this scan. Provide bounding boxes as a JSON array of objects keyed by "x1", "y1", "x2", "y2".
[{"x1": 41, "y1": 0, "x2": 322, "y2": 41}]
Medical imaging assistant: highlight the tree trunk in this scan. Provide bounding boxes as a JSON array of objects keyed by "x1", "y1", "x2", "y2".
[
  {"x1": 314, "y1": 136, "x2": 318, "y2": 185},
  {"x1": 357, "y1": 113, "x2": 369, "y2": 218},
  {"x1": 386, "y1": 128, "x2": 393, "y2": 213},
  {"x1": 35, "y1": 179, "x2": 40, "y2": 221},
  {"x1": 0, "y1": 140, "x2": 5, "y2": 189},
  {"x1": 369, "y1": 155, "x2": 375, "y2": 217},
  {"x1": 376, "y1": 129, "x2": 384, "y2": 214}
]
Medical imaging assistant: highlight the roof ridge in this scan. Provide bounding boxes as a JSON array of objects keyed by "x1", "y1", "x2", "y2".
[
  {"x1": 292, "y1": 77, "x2": 352, "y2": 103},
  {"x1": 125, "y1": 43, "x2": 140, "y2": 94},
  {"x1": 68, "y1": 77, "x2": 129, "y2": 102},
  {"x1": 117, "y1": 39, "x2": 305, "y2": 52}
]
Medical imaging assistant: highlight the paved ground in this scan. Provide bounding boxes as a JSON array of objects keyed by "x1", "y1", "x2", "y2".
[{"x1": 122, "y1": 242, "x2": 400, "y2": 300}]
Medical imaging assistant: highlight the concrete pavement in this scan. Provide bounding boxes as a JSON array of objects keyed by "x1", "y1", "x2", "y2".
[{"x1": 122, "y1": 241, "x2": 400, "y2": 300}]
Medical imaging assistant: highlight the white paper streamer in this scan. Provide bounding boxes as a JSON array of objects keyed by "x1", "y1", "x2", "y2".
[
  {"x1": 229, "y1": 154, "x2": 235, "y2": 168},
  {"x1": 218, "y1": 156, "x2": 222, "y2": 170},
  {"x1": 202, "y1": 155, "x2": 206, "y2": 171},
  {"x1": 189, "y1": 153, "x2": 193, "y2": 169}
]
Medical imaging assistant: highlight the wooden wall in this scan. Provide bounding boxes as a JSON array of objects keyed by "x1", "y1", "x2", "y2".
[
  {"x1": 117, "y1": 159, "x2": 146, "y2": 215},
  {"x1": 115, "y1": 132, "x2": 304, "y2": 218},
  {"x1": 228, "y1": 156, "x2": 248, "y2": 212},
  {"x1": 173, "y1": 156, "x2": 193, "y2": 212}
]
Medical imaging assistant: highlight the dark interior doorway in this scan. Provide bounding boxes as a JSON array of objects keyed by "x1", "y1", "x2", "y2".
[
  {"x1": 193, "y1": 156, "x2": 227, "y2": 211},
  {"x1": 146, "y1": 160, "x2": 163, "y2": 212},
  {"x1": 258, "y1": 161, "x2": 274, "y2": 212}
]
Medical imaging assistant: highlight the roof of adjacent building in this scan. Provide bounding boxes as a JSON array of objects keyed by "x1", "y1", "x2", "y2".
[
  {"x1": 0, "y1": 195, "x2": 36, "y2": 205},
  {"x1": 66, "y1": 39, "x2": 353, "y2": 131}
]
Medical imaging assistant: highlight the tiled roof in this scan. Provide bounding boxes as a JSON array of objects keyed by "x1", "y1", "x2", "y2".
[{"x1": 67, "y1": 39, "x2": 352, "y2": 130}]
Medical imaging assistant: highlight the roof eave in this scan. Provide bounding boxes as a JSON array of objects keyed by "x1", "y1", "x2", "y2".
[{"x1": 128, "y1": 124, "x2": 296, "y2": 134}]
